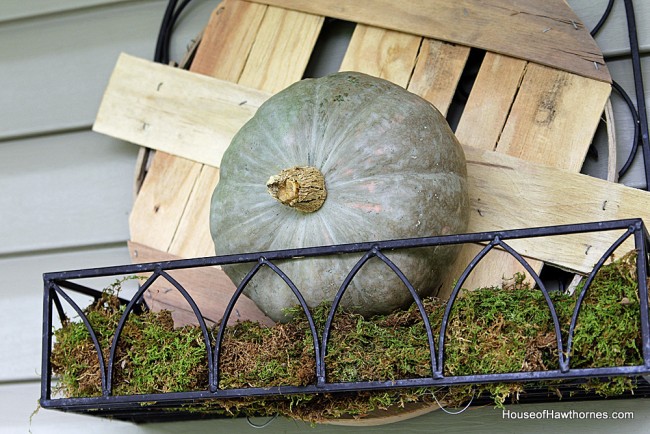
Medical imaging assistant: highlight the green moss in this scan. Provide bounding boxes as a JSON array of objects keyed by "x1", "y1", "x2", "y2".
[{"x1": 51, "y1": 252, "x2": 645, "y2": 422}]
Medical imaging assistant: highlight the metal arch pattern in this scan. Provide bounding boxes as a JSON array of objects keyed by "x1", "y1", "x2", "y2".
[
  {"x1": 372, "y1": 249, "x2": 439, "y2": 377},
  {"x1": 319, "y1": 247, "x2": 439, "y2": 383},
  {"x1": 39, "y1": 218, "x2": 650, "y2": 416},
  {"x1": 157, "y1": 270, "x2": 216, "y2": 389},
  {"x1": 106, "y1": 272, "x2": 160, "y2": 395},
  {"x1": 50, "y1": 283, "x2": 110, "y2": 394},
  {"x1": 493, "y1": 239, "x2": 567, "y2": 372},
  {"x1": 437, "y1": 241, "x2": 496, "y2": 376},
  {"x1": 256, "y1": 258, "x2": 323, "y2": 386},
  {"x1": 565, "y1": 226, "x2": 636, "y2": 366},
  {"x1": 213, "y1": 258, "x2": 322, "y2": 391}
]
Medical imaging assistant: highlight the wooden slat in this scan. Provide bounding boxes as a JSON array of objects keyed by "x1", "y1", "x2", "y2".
[
  {"x1": 92, "y1": 61, "x2": 650, "y2": 277},
  {"x1": 168, "y1": 165, "x2": 221, "y2": 258},
  {"x1": 166, "y1": 3, "x2": 323, "y2": 262},
  {"x1": 463, "y1": 147, "x2": 645, "y2": 271},
  {"x1": 129, "y1": 152, "x2": 202, "y2": 252},
  {"x1": 407, "y1": 39, "x2": 471, "y2": 116},
  {"x1": 94, "y1": 53, "x2": 269, "y2": 168},
  {"x1": 118, "y1": 1, "x2": 324, "y2": 325},
  {"x1": 496, "y1": 63, "x2": 612, "y2": 172},
  {"x1": 190, "y1": 0, "x2": 267, "y2": 80},
  {"x1": 122, "y1": 0, "x2": 273, "y2": 270},
  {"x1": 247, "y1": 0, "x2": 611, "y2": 82},
  {"x1": 129, "y1": 241, "x2": 273, "y2": 326},
  {"x1": 455, "y1": 53, "x2": 527, "y2": 151},
  {"x1": 339, "y1": 24, "x2": 421, "y2": 87},
  {"x1": 238, "y1": 6, "x2": 324, "y2": 92}
]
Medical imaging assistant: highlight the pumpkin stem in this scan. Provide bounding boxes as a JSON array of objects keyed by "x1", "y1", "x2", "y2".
[{"x1": 266, "y1": 166, "x2": 327, "y2": 213}]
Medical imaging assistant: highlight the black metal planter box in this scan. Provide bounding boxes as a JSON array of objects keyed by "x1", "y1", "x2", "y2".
[{"x1": 40, "y1": 218, "x2": 650, "y2": 423}]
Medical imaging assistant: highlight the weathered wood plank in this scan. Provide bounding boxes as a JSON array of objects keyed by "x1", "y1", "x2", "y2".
[
  {"x1": 166, "y1": 1, "x2": 323, "y2": 261},
  {"x1": 496, "y1": 63, "x2": 612, "y2": 172},
  {"x1": 463, "y1": 147, "x2": 644, "y2": 272},
  {"x1": 125, "y1": 0, "x2": 277, "y2": 266},
  {"x1": 168, "y1": 165, "x2": 221, "y2": 258},
  {"x1": 128, "y1": 241, "x2": 273, "y2": 326},
  {"x1": 339, "y1": 24, "x2": 421, "y2": 87},
  {"x1": 238, "y1": 6, "x2": 324, "y2": 92},
  {"x1": 407, "y1": 39, "x2": 471, "y2": 116},
  {"x1": 94, "y1": 53, "x2": 268, "y2": 168},
  {"x1": 92, "y1": 61, "x2": 650, "y2": 276},
  {"x1": 190, "y1": 0, "x2": 268, "y2": 80},
  {"x1": 247, "y1": 0, "x2": 610, "y2": 82},
  {"x1": 129, "y1": 152, "x2": 203, "y2": 252},
  {"x1": 122, "y1": 2, "x2": 325, "y2": 322},
  {"x1": 455, "y1": 53, "x2": 527, "y2": 151}
]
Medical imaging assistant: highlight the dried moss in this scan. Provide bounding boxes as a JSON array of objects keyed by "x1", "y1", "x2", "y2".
[{"x1": 51, "y1": 251, "x2": 645, "y2": 422}]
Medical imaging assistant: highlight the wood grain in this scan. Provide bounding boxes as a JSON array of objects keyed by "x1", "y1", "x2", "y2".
[
  {"x1": 339, "y1": 24, "x2": 421, "y2": 87},
  {"x1": 238, "y1": 6, "x2": 324, "y2": 92},
  {"x1": 190, "y1": 0, "x2": 267, "y2": 80},
  {"x1": 169, "y1": 1, "x2": 323, "y2": 260},
  {"x1": 94, "y1": 53, "x2": 270, "y2": 168},
  {"x1": 496, "y1": 63, "x2": 612, "y2": 171},
  {"x1": 129, "y1": 151, "x2": 202, "y2": 252},
  {"x1": 246, "y1": 0, "x2": 611, "y2": 82},
  {"x1": 463, "y1": 147, "x2": 645, "y2": 272},
  {"x1": 120, "y1": 1, "x2": 324, "y2": 325},
  {"x1": 168, "y1": 165, "x2": 221, "y2": 258},
  {"x1": 407, "y1": 39, "x2": 471, "y2": 116},
  {"x1": 455, "y1": 53, "x2": 527, "y2": 151}
]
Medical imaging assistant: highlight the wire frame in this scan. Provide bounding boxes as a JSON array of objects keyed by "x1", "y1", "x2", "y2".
[{"x1": 40, "y1": 218, "x2": 650, "y2": 418}]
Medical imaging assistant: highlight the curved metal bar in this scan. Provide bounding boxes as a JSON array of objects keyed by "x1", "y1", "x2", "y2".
[
  {"x1": 612, "y1": 80, "x2": 641, "y2": 178},
  {"x1": 51, "y1": 283, "x2": 108, "y2": 394},
  {"x1": 437, "y1": 241, "x2": 495, "y2": 376},
  {"x1": 623, "y1": 0, "x2": 650, "y2": 189},
  {"x1": 373, "y1": 250, "x2": 438, "y2": 376},
  {"x1": 495, "y1": 240, "x2": 567, "y2": 372},
  {"x1": 262, "y1": 259, "x2": 322, "y2": 386},
  {"x1": 213, "y1": 259, "x2": 320, "y2": 391},
  {"x1": 158, "y1": 270, "x2": 215, "y2": 388},
  {"x1": 213, "y1": 260, "x2": 264, "y2": 391},
  {"x1": 51, "y1": 288, "x2": 68, "y2": 324},
  {"x1": 106, "y1": 272, "x2": 160, "y2": 396},
  {"x1": 319, "y1": 249, "x2": 376, "y2": 383},
  {"x1": 590, "y1": 0, "x2": 615, "y2": 36},
  {"x1": 565, "y1": 227, "x2": 635, "y2": 366}
]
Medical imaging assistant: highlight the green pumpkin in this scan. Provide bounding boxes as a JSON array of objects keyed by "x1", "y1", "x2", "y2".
[{"x1": 210, "y1": 71, "x2": 469, "y2": 322}]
